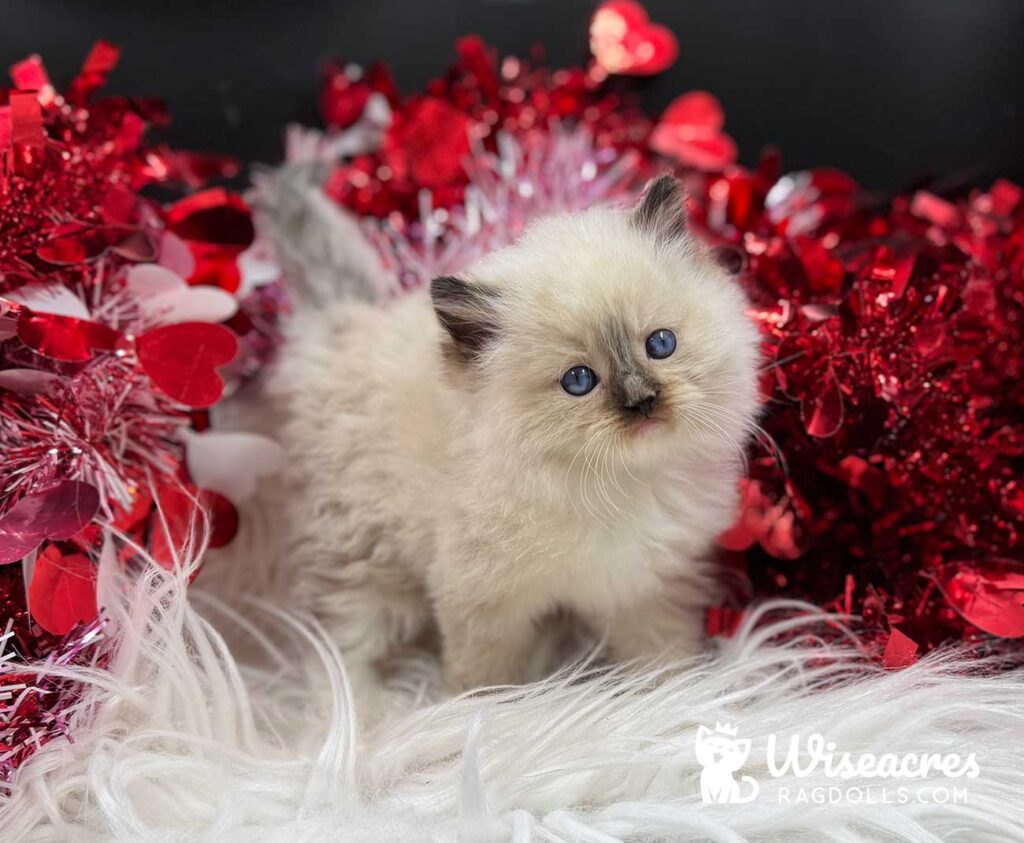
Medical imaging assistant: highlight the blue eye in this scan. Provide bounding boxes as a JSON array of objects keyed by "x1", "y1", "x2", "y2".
[
  {"x1": 645, "y1": 329, "x2": 676, "y2": 359},
  {"x1": 560, "y1": 365, "x2": 598, "y2": 396}
]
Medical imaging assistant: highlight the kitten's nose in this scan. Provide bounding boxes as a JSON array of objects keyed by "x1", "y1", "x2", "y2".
[{"x1": 625, "y1": 391, "x2": 658, "y2": 418}]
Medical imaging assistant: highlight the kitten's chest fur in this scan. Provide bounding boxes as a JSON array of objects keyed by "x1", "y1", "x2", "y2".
[{"x1": 445, "y1": 453, "x2": 726, "y2": 617}]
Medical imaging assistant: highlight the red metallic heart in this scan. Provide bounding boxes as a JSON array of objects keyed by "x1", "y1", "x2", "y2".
[
  {"x1": 589, "y1": 1, "x2": 678, "y2": 76},
  {"x1": 28, "y1": 544, "x2": 98, "y2": 636},
  {"x1": 944, "y1": 563, "x2": 1024, "y2": 638},
  {"x1": 35, "y1": 224, "x2": 158, "y2": 266},
  {"x1": 165, "y1": 189, "x2": 254, "y2": 293},
  {"x1": 650, "y1": 91, "x2": 737, "y2": 171},
  {"x1": 136, "y1": 322, "x2": 238, "y2": 408},
  {"x1": 0, "y1": 481, "x2": 101, "y2": 565},
  {"x1": 150, "y1": 482, "x2": 238, "y2": 575},
  {"x1": 16, "y1": 310, "x2": 121, "y2": 363}
]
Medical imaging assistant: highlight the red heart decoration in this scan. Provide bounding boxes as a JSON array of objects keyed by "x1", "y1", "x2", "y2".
[
  {"x1": 136, "y1": 322, "x2": 238, "y2": 408},
  {"x1": 165, "y1": 189, "x2": 254, "y2": 293},
  {"x1": 17, "y1": 310, "x2": 121, "y2": 363},
  {"x1": 718, "y1": 479, "x2": 802, "y2": 560},
  {"x1": 589, "y1": 1, "x2": 678, "y2": 76},
  {"x1": 150, "y1": 482, "x2": 238, "y2": 574},
  {"x1": 28, "y1": 544, "x2": 98, "y2": 636},
  {"x1": 36, "y1": 223, "x2": 158, "y2": 266},
  {"x1": 944, "y1": 563, "x2": 1024, "y2": 638},
  {"x1": 650, "y1": 91, "x2": 737, "y2": 171},
  {"x1": 0, "y1": 481, "x2": 101, "y2": 565}
]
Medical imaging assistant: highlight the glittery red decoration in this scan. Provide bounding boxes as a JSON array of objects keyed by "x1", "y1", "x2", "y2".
[
  {"x1": 589, "y1": 1, "x2": 679, "y2": 76},
  {"x1": 650, "y1": 91, "x2": 737, "y2": 172},
  {"x1": 321, "y1": 35, "x2": 653, "y2": 221},
  {"x1": 0, "y1": 43, "x2": 263, "y2": 780}
]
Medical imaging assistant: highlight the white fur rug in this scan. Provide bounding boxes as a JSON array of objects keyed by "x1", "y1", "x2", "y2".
[{"x1": 3, "y1": 531, "x2": 1024, "y2": 841}]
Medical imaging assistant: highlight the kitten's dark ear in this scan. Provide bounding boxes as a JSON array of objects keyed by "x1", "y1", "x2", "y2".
[
  {"x1": 631, "y1": 173, "x2": 687, "y2": 242},
  {"x1": 430, "y1": 275, "x2": 500, "y2": 362}
]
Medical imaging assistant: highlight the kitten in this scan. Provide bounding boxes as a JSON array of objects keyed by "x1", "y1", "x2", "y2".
[{"x1": 270, "y1": 175, "x2": 760, "y2": 692}]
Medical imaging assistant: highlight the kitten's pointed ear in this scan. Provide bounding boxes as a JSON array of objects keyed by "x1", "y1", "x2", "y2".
[
  {"x1": 631, "y1": 173, "x2": 687, "y2": 242},
  {"x1": 430, "y1": 275, "x2": 500, "y2": 362}
]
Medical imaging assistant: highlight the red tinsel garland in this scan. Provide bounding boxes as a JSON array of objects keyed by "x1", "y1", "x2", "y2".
[{"x1": 0, "y1": 44, "x2": 278, "y2": 780}]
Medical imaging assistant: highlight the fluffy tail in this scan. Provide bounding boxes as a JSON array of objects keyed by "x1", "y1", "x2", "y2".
[{"x1": 250, "y1": 140, "x2": 392, "y2": 310}]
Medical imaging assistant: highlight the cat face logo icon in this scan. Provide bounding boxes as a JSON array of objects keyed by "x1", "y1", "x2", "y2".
[{"x1": 695, "y1": 723, "x2": 759, "y2": 804}]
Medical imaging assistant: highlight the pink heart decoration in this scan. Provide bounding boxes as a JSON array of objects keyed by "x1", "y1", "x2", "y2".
[
  {"x1": 136, "y1": 322, "x2": 238, "y2": 408},
  {"x1": 650, "y1": 91, "x2": 737, "y2": 171},
  {"x1": 0, "y1": 481, "x2": 101, "y2": 565},
  {"x1": 589, "y1": 1, "x2": 679, "y2": 76},
  {"x1": 125, "y1": 264, "x2": 238, "y2": 325}
]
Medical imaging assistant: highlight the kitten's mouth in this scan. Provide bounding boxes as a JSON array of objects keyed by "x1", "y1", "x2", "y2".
[{"x1": 629, "y1": 416, "x2": 666, "y2": 437}]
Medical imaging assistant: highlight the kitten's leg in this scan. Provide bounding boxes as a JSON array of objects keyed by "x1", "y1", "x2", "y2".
[
  {"x1": 600, "y1": 591, "x2": 708, "y2": 666},
  {"x1": 439, "y1": 598, "x2": 540, "y2": 691}
]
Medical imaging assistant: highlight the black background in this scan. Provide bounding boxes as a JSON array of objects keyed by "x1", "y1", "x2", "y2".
[{"x1": 3, "y1": 0, "x2": 1023, "y2": 192}]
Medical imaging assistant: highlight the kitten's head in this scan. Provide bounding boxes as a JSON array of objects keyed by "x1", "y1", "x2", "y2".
[{"x1": 430, "y1": 174, "x2": 760, "y2": 473}]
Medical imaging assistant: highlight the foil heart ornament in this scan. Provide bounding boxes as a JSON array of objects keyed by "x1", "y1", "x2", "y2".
[
  {"x1": 165, "y1": 189, "x2": 254, "y2": 293},
  {"x1": 125, "y1": 264, "x2": 238, "y2": 326},
  {"x1": 0, "y1": 481, "x2": 101, "y2": 565},
  {"x1": 650, "y1": 91, "x2": 737, "y2": 171},
  {"x1": 28, "y1": 544, "x2": 98, "y2": 636},
  {"x1": 0, "y1": 368, "x2": 61, "y2": 395},
  {"x1": 589, "y1": 1, "x2": 678, "y2": 76},
  {"x1": 36, "y1": 223, "x2": 158, "y2": 266},
  {"x1": 718, "y1": 479, "x2": 802, "y2": 560},
  {"x1": 150, "y1": 482, "x2": 238, "y2": 574},
  {"x1": 135, "y1": 322, "x2": 238, "y2": 408},
  {"x1": 5, "y1": 281, "x2": 90, "y2": 319},
  {"x1": 944, "y1": 563, "x2": 1024, "y2": 639},
  {"x1": 16, "y1": 310, "x2": 121, "y2": 363}
]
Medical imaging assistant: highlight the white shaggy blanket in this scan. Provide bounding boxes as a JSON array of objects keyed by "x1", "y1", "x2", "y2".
[{"x1": 3, "y1": 540, "x2": 1024, "y2": 841}]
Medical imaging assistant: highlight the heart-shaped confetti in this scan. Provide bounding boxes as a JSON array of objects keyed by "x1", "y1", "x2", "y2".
[
  {"x1": 136, "y1": 322, "x2": 238, "y2": 408},
  {"x1": 16, "y1": 310, "x2": 121, "y2": 363},
  {"x1": 150, "y1": 482, "x2": 238, "y2": 573},
  {"x1": 650, "y1": 91, "x2": 737, "y2": 171},
  {"x1": 6, "y1": 281, "x2": 90, "y2": 320},
  {"x1": 589, "y1": 1, "x2": 678, "y2": 76},
  {"x1": 28, "y1": 544, "x2": 98, "y2": 635},
  {"x1": 166, "y1": 189, "x2": 254, "y2": 293},
  {"x1": 0, "y1": 481, "x2": 100, "y2": 565},
  {"x1": 125, "y1": 264, "x2": 238, "y2": 326},
  {"x1": 0, "y1": 368, "x2": 61, "y2": 395},
  {"x1": 36, "y1": 223, "x2": 158, "y2": 266},
  {"x1": 945, "y1": 564, "x2": 1024, "y2": 639}
]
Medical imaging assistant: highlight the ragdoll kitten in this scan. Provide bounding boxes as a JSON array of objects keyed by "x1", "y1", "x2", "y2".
[{"x1": 272, "y1": 175, "x2": 760, "y2": 691}]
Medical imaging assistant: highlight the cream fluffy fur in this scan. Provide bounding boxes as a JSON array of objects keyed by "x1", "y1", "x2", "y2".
[{"x1": 269, "y1": 177, "x2": 760, "y2": 691}]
